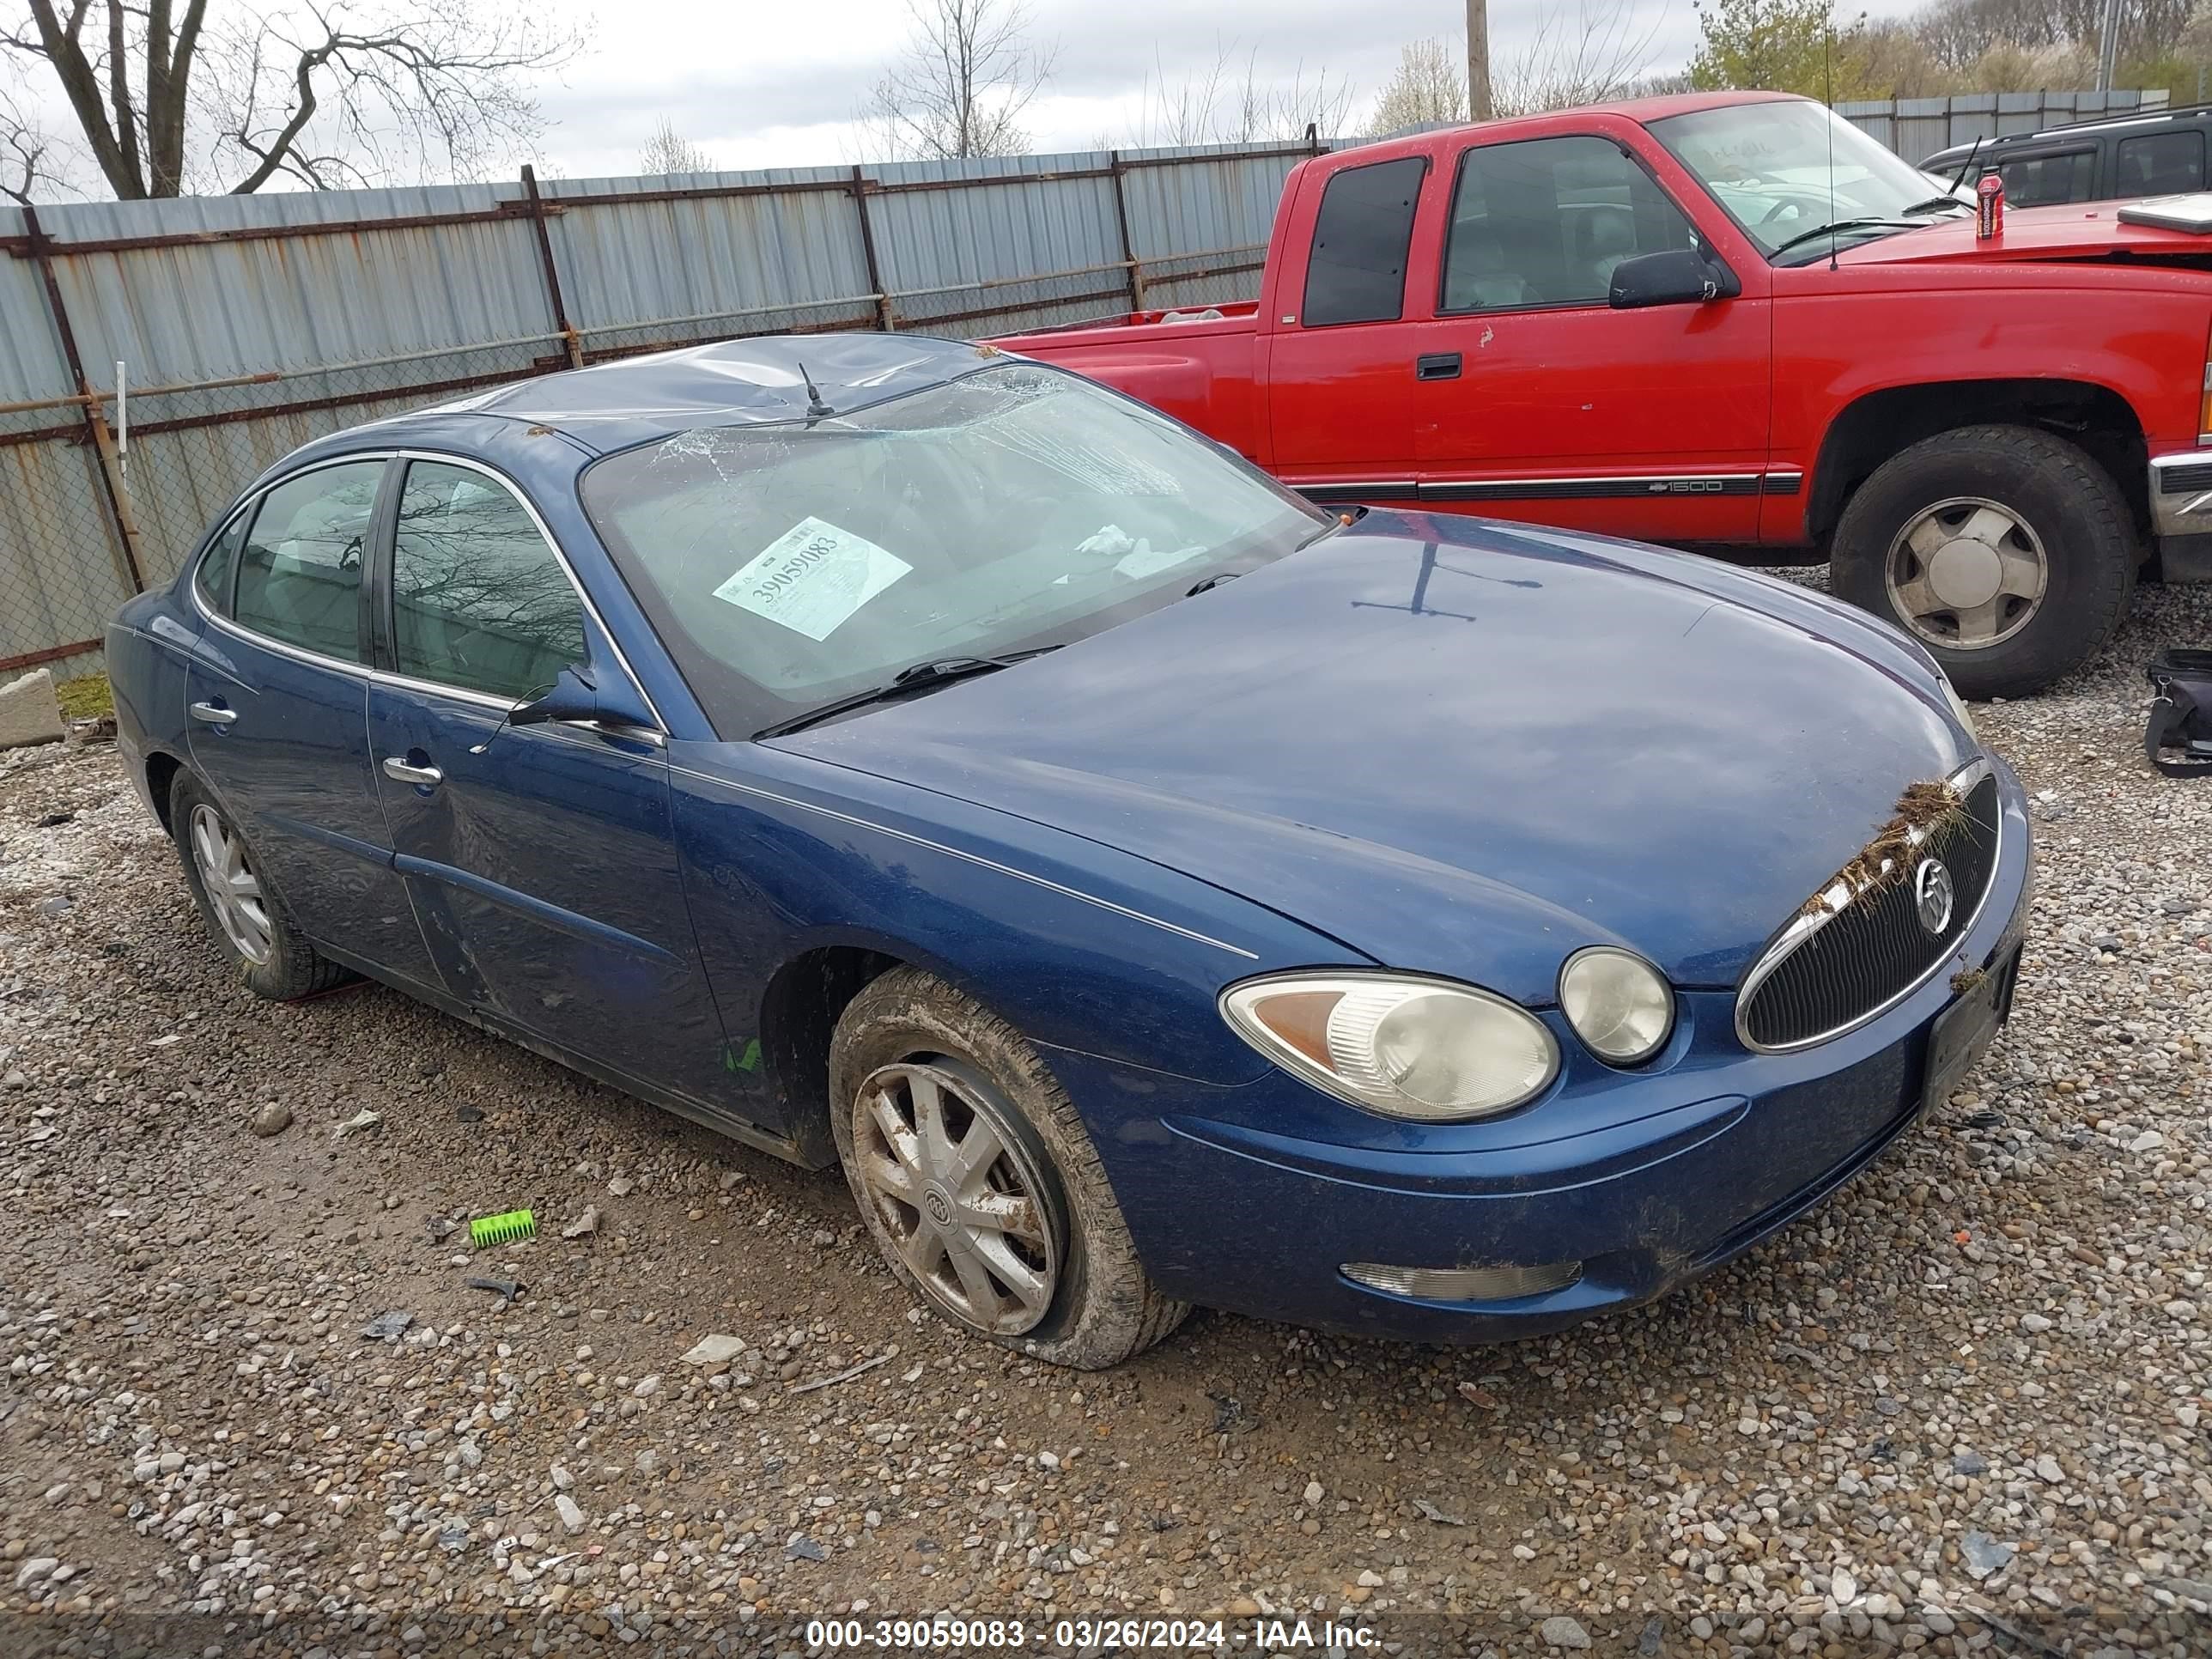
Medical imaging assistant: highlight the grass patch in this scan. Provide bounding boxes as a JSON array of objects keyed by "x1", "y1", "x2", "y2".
[{"x1": 56, "y1": 672, "x2": 113, "y2": 721}]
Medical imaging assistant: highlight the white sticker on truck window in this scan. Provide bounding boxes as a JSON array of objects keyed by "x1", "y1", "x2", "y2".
[{"x1": 713, "y1": 516, "x2": 912, "y2": 641}]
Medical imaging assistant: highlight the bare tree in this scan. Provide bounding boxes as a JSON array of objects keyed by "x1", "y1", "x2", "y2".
[
  {"x1": 639, "y1": 117, "x2": 714, "y2": 176},
  {"x1": 1123, "y1": 38, "x2": 1353, "y2": 148},
  {"x1": 0, "y1": 81, "x2": 57, "y2": 201},
  {"x1": 0, "y1": 0, "x2": 581, "y2": 199},
  {"x1": 1493, "y1": 0, "x2": 1665, "y2": 114},
  {"x1": 1369, "y1": 36, "x2": 1468, "y2": 135},
  {"x1": 863, "y1": 0, "x2": 1053, "y2": 161}
]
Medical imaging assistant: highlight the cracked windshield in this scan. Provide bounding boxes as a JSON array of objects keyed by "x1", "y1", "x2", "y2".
[{"x1": 580, "y1": 362, "x2": 1324, "y2": 729}]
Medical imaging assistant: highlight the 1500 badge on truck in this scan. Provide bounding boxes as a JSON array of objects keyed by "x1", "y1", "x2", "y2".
[{"x1": 996, "y1": 90, "x2": 2212, "y2": 699}]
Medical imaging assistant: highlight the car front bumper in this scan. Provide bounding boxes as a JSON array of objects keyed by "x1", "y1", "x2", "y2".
[{"x1": 1044, "y1": 757, "x2": 2033, "y2": 1346}]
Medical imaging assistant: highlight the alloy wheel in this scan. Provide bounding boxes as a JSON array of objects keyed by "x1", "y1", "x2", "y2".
[
  {"x1": 851, "y1": 1060, "x2": 1064, "y2": 1336},
  {"x1": 1884, "y1": 495, "x2": 2049, "y2": 651},
  {"x1": 189, "y1": 803, "x2": 272, "y2": 965}
]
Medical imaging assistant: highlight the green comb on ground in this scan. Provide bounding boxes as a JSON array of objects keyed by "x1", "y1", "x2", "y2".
[{"x1": 469, "y1": 1210, "x2": 536, "y2": 1249}]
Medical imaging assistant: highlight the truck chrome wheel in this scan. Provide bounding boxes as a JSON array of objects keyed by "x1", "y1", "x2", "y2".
[
  {"x1": 850, "y1": 1060, "x2": 1064, "y2": 1336},
  {"x1": 189, "y1": 803, "x2": 273, "y2": 965},
  {"x1": 1884, "y1": 495, "x2": 2048, "y2": 651}
]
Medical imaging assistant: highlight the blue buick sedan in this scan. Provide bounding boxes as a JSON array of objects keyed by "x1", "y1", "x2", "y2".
[{"x1": 107, "y1": 334, "x2": 2030, "y2": 1367}]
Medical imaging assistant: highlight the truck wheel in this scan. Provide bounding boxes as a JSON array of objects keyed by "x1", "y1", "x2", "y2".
[
  {"x1": 829, "y1": 967, "x2": 1189, "y2": 1370},
  {"x1": 1831, "y1": 423, "x2": 2135, "y2": 699}
]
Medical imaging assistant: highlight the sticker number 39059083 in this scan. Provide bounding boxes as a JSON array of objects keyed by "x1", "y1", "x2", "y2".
[{"x1": 713, "y1": 515, "x2": 913, "y2": 641}]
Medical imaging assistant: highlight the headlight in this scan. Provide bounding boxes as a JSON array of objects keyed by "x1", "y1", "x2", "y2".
[
  {"x1": 1940, "y1": 674, "x2": 1978, "y2": 744},
  {"x1": 1558, "y1": 947, "x2": 1674, "y2": 1066},
  {"x1": 1219, "y1": 973, "x2": 1557, "y2": 1121}
]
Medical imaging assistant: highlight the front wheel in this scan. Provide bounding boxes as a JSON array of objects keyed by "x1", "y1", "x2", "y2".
[
  {"x1": 828, "y1": 967, "x2": 1188, "y2": 1369},
  {"x1": 1831, "y1": 423, "x2": 2135, "y2": 700}
]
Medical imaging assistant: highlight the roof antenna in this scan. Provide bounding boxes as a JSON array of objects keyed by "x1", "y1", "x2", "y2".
[
  {"x1": 1948, "y1": 133, "x2": 1984, "y2": 198},
  {"x1": 797, "y1": 361, "x2": 836, "y2": 421},
  {"x1": 1824, "y1": 26, "x2": 1839, "y2": 272}
]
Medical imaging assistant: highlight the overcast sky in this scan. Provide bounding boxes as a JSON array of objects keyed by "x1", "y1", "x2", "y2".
[{"x1": 529, "y1": 0, "x2": 1717, "y2": 179}]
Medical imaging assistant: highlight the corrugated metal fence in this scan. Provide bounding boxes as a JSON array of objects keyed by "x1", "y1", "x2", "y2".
[
  {"x1": 1838, "y1": 88, "x2": 2170, "y2": 161},
  {"x1": 0, "y1": 137, "x2": 1320, "y2": 681},
  {"x1": 0, "y1": 92, "x2": 2173, "y2": 682}
]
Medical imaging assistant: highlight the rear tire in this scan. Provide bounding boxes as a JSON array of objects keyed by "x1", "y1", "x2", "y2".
[
  {"x1": 168, "y1": 770, "x2": 351, "y2": 1001},
  {"x1": 829, "y1": 967, "x2": 1188, "y2": 1370},
  {"x1": 1831, "y1": 423, "x2": 2135, "y2": 699}
]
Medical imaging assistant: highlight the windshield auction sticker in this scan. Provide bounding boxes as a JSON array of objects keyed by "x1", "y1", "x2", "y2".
[{"x1": 714, "y1": 516, "x2": 912, "y2": 641}]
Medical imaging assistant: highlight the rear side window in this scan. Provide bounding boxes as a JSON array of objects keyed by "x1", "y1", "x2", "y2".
[
  {"x1": 233, "y1": 461, "x2": 384, "y2": 663},
  {"x1": 1998, "y1": 150, "x2": 2094, "y2": 208},
  {"x1": 2117, "y1": 130, "x2": 2205, "y2": 196},
  {"x1": 1302, "y1": 156, "x2": 1427, "y2": 327},
  {"x1": 391, "y1": 461, "x2": 586, "y2": 702},
  {"x1": 194, "y1": 510, "x2": 250, "y2": 616}
]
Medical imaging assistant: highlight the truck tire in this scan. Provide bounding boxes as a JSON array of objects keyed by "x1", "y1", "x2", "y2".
[
  {"x1": 829, "y1": 966, "x2": 1189, "y2": 1370},
  {"x1": 1831, "y1": 423, "x2": 2135, "y2": 700}
]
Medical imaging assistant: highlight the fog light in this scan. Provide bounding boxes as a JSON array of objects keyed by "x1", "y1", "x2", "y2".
[{"x1": 1342, "y1": 1260, "x2": 1583, "y2": 1302}]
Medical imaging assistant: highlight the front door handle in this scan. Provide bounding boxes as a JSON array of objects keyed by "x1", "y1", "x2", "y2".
[
  {"x1": 382, "y1": 756, "x2": 444, "y2": 787},
  {"x1": 1415, "y1": 352, "x2": 1462, "y2": 381},
  {"x1": 188, "y1": 701, "x2": 237, "y2": 726}
]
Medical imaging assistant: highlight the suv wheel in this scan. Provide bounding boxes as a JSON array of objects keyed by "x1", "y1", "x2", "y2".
[
  {"x1": 829, "y1": 967, "x2": 1189, "y2": 1369},
  {"x1": 1832, "y1": 423, "x2": 2135, "y2": 699}
]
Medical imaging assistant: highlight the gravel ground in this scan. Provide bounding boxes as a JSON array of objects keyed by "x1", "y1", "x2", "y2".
[{"x1": 3, "y1": 582, "x2": 2210, "y2": 1659}]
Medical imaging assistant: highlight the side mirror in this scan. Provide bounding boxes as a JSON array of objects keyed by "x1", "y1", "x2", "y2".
[
  {"x1": 507, "y1": 664, "x2": 601, "y2": 728},
  {"x1": 1608, "y1": 249, "x2": 1739, "y2": 310}
]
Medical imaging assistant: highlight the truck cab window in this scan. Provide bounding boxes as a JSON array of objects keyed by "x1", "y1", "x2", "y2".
[
  {"x1": 1301, "y1": 156, "x2": 1427, "y2": 327},
  {"x1": 1441, "y1": 136, "x2": 1695, "y2": 313}
]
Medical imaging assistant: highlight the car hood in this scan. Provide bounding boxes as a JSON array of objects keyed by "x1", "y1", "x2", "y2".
[
  {"x1": 1838, "y1": 203, "x2": 2212, "y2": 265},
  {"x1": 774, "y1": 514, "x2": 1967, "y2": 1001}
]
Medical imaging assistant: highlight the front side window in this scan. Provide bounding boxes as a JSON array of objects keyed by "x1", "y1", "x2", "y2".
[
  {"x1": 1650, "y1": 100, "x2": 1964, "y2": 262},
  {"x1": 232, "y1": 461, "x2": 384, "y2": 663},
  {"x1": 1441, "y1": 136, "x2": 1697, "y2": 313},
  {"x1": 1302, "y1": 156, "x2": 1427, "y2": 326},
  {"x1": 2117, "y1": 130, "x2": 2204, "y2": 195},
  {"x1": 391, "y1": 461, "x2": 587, "y2": 702},
  {"x1": 2000, "y1": 149, "x2": 2094, "y2": 208},
  {"x1": 581, "y1": 363, "x2": 1327, "y2": 735},
  {"x1": 194, "y1": 509, "x2": 250, "y2": 617}
]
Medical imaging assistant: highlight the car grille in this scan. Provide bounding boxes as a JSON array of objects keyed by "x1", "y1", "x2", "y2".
[{"x1": 1736, "y1": 763, "x2": 2002, "y2": 1053}]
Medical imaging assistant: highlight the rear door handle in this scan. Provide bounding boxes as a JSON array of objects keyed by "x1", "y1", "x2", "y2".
[
  {"x1": 1415, "y1": 353, "x2": 1462, "y2": 381},
  {"x1": 188, "y1": 701, "x2": 237, "y2": 726},
  {"x1": 381, "y1": 757, "x2": 444, "y2": 787}
]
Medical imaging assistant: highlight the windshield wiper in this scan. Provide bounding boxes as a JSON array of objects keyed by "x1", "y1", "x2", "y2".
[
  {"x1": 754, "y1": 647, "x2": 1062, "y2": 739},
  {"x1": 1186, "y1": 571, "x2": 1241, "y2": 596},
  {"x1": 1899, "y1": 194, "x2": 1972, "y2": 216},
  {"x1": 1769, "y1": 217, "x2": 1920, "y2": 258}
]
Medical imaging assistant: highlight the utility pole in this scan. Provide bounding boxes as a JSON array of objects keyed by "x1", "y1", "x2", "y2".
[
  {"x1": 2094, "y1": 0, "x2": 2121, "y2": 92},
  {"x1": 1466, "y1": 0, "x2": 1493, "y2": 119}
]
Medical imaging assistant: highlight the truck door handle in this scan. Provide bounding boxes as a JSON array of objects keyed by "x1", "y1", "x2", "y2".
[
  {"x1": 1415, "y1": 353, "x2": 1462, "y2": 381},
  {"x1": 188, "y1": 701, "x2": 237, "y2": 726},
  {"x1": 381, "y1": 756, "x2": 444, "y2": 787}
]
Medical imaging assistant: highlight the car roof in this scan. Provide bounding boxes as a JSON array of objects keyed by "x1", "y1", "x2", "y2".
[
  {"x1": 339, "y1": 332, "x2": 1005, "y2": 459},
  {"x1": 1920, "y1": 103, "x2": 2208, "y2": 167}
]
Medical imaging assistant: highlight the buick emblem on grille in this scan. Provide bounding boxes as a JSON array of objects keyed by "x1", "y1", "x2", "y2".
[{"x1": 1914, "y1": 858, "x2": 1956, "y2": 936}]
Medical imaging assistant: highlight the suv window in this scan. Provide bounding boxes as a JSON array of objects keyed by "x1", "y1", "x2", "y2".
[
  {"x1": 2117, "y1": 130, "x2": 2205, "y2": 195},
  {"x1": 194, "y1": 508, "x2": 251, "y2": 616},
  {"x1": 233, "y1": 461, "x2": 384, "y2": 662},
  {"x1": 1441, "y1": 136, "x2": 1696, "y2": 313},
  {"x1": 392, "y1": 460, "x2": 586, "y2": 702},
  {"x1": 1302, "y1": 156, "x2": 1426, "y2": 327},
  {"x1": 1998, "y1": 149, "x2": 2094, "y2": 208}
]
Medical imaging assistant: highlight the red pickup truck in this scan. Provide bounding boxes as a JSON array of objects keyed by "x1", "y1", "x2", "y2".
[{"x1": 997, "y1": 90, "x2": 2212, "y2": 698}]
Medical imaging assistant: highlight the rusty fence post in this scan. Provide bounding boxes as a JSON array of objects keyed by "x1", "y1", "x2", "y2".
[
  {"x1": 1107, "y1": 151, "x2": 1146, "y2": 313},
  {"x1": 850, "y1": 167, "x2": 895, "y2": 331},
  {"x1": 22, "y1": 204, "x2": 145, "y2": 598},
  {"x1": 520, "y1": 166, "x2": 584, "y2": 368}
]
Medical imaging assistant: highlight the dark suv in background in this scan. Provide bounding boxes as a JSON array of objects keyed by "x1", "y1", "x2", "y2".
[{"x1": 1921, "y1": 103, "x2": 2209, "y2": 208}]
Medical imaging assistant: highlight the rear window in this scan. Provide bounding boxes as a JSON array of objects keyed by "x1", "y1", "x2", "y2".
[
  {"x1": 1302, "y1": 156, "x2": 1427, "y2": 328},
  {"x1": 1998, "y1": 150, "x2": 2094, "y2": 208}
]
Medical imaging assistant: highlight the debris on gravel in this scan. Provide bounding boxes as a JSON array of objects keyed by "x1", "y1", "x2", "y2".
[{"x1": 2, "y1": 582, "x2": 2209, "y2": 1655}]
